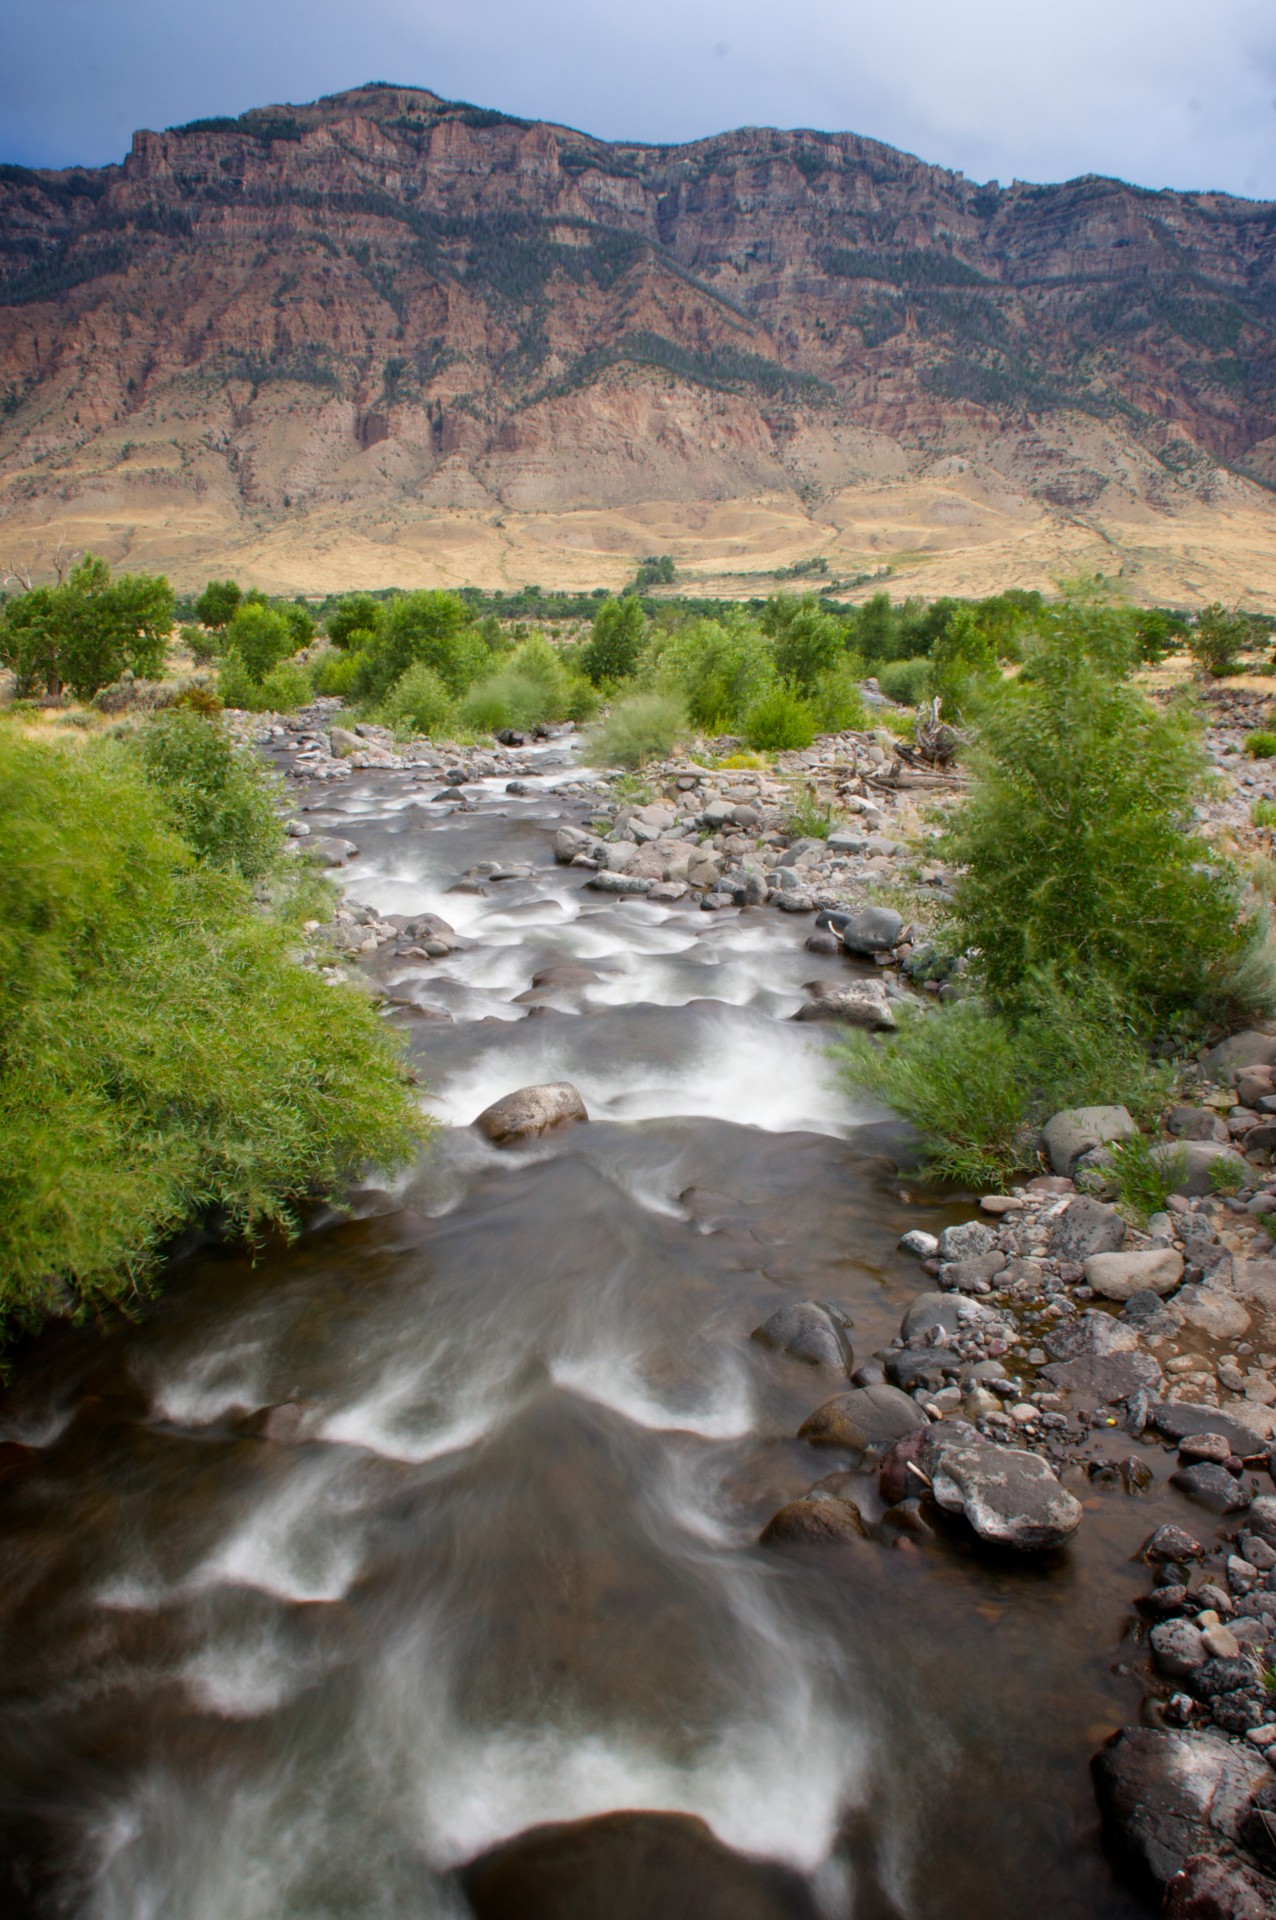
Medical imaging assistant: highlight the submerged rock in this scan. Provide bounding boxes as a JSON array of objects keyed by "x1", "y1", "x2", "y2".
[
  {"x1": 1093, "y1": 1726, "x2": 1269, "y2": 1890},
  {"x1": 751, "y1": 1301, "x2": 852, "y2": 1371},
  {"x1": 798, "y1": 1384, "x2": 927, "y2": 1454},
  {"x1": 475, "y1": 1083, "x2": 589, "y2": 1144},
  {"x1": 920, "y1": 1420, "x2": 1083, "y2": 1550},
  {"x1": 759, "y1": 1494, "x2": 869, "y2": 1545}
]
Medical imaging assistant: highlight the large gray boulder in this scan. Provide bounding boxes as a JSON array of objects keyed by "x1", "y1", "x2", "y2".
[
  {"x1": 1040, "y1": 1349, "x2": 1163, "y2": 1405},
  {"x1": 1175, "y1": 1285, "x2": 1252, "y2": 1342},
  {"x1": 1048, "y1": 1197, "x2": 1128, "y2": 1262},
  {"x1": 1093, "y1": 1726, "x2": 1269, "y2": 1890},
  {"x1": 1152, "y1": 1402, "x2": 1265, "y2": 1458},
  {"x1": 919, "y1": 1421, "x2": 1083, "y2": 1550},
  {"x1": 792, "y1": 978, "x2": 896, "y2": 1031},
  {"x1": 475, "y1": 1083, "x2": 588, "y2": 1144},
  {"x1": 751, "y1": 1301, "x2": 851, "y2": 1371},
  {"x1": 936, "y1": 1219, "x2": 997, "y2": 1263},
  {"x1": 1202, "y1": 1031, "x2": 1276, "y2": 1078},
  {"x1": 840, "y1": 906, "x2": 904, "y2": 956},
  {"x1": 901, "y1": 1293, "x2": 1004, "y2": 1342},
  {"x1": 1041, "y1": 1105, "x2": 1136, "y2": 1177},
  {"x1": 1084, "y1": 1248, "x2": 1184, "y2": 1300},
  {"x1": 798, "y1": 1384, "x2": 927, "y2": 1453},
  {"x1": 1044, "y1": 1310, "x2": 1141, "y2": 1362},
  {"x1": 1164, "y1": 1853, "x2": 1276, "y2": 1919},
  {"x1": 1151, "y1": 1141, "x2": 1250, "y2": 1199}
]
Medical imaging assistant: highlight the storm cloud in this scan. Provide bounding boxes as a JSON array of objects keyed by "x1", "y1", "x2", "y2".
[{"x1": 3, "y1": 0, "x2": 1274, "y2": 199}]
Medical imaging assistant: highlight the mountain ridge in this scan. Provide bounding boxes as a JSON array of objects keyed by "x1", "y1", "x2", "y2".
[{"x1": 2, "y1": 83, "x2": 1275, "y2": 602}]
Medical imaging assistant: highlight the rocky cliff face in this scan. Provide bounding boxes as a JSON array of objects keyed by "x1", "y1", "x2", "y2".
[{"x1": 2, "y1": 84, "x2": 1275, "y2": 598}]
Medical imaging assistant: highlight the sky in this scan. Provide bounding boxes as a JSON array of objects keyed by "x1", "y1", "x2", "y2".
[{"x1": 3, "y1": 0, "x2": 1275, "y2": 200}]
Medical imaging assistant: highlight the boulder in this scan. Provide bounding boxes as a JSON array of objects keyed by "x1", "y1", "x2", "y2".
[
  {"x1": 936, "y1": 1220, "x2": 997, "y2": 1263},
  {"x1": 1092, "y1": 1726, "x2": 1269, "y2": 1889},
  {"x1": 1150, "y1": 1619, "x2": 1209, "y2": 1679},
  {"x1": 1040, "y1": 1350, "x2": 1163, "y2": 1405},
  {"x1": 1164, "y1": 1853, "x2": 1276, "y2": 1919},
  {"x1": 1202, "y1": 1031, "x2": 1276, "y2": 1078},
  {"x1": 759, "y1": 1494, "x2": 869, "y2": 1546},
  {"x1": 840, "y1": 906, "x2": 904, "y2": 956},
  {"x1": 1235, "y1": 1065, "x2": 1276, "y2": 1109},
  {"x1": 898, "y1": 1229, "x2": 939, "y2": 1259},
  {"x1": 792, "y1": 979, "x2": 896, "y2": 1031},
  {"x1": 1044, "y1": 1310, "x2": 1141, "y2": 1362},
  {"x1": 937, "y1": 1253, "x2": 1006, "y2": 1294},
  {"x1": 328, "y1": 726, "x2": 360, "y2": 756},
  {"x1": 919, "y1": 1420, "x2": 1083, "y2": 1550},
  {"x1": 901, "y1": 1292, "x2": 1003, "y2": 1343},
  {"x1": 1152, "y1": 1141, "x2": 1250, "y2": 1200},
  {"x1": 1175, "y1": 1286, "x2": 1253, "y2": 1342},
  {"x1": 475, "y1": 1083, "x2": 588, "y2": 1144},
  {"x1": 1083, "y1": 1248, "x2": 1185, "y2": 1300},
  {"x1": 797, "y1": 1383, "x2": 928, "y2": 1454},
  {"x1": 1152, "y1": 1404, "x2": 1265, "y2": 1458},
  {"x1": 1048, "y1": 1197, "x2": 1128, "y2": 1262},
  {"x1": 1170, "y1": 1464, "x2": 1253, "y2": 1513},
  {"x1": 586, "y1": 872, "x2": 653, "y2": 895},
  {"x1": 1167, "y1": 1105, "x2": 1233, "y2": 1144},
  {"x1": 310, "y1": 836, "x2": 358, "y2": 867},
  {"x1": 458, "y1": 1810, "x2": 821, "y2": 1920},
  {"x1": 1042, "y1": 1105, "x2": 1136, "y2": 1177},
  {"x1": 552, "y1": 825, "x2": 596, "y2": 864},
  {"x1": 751, "y1": 1302, "x2": 851, "y2": 1371}
]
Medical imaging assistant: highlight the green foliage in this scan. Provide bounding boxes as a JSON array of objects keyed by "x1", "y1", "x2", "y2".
[
  {"x1": 181, "y1": 622, "x2": 219, "y2": 667},
  {"x1": 0, "y1": 555, "x2": 174, "y2": 699},
  {"x1": 224, "y1": 602, "x2": 294, "y2": 682},
  {"x1": 581, "y1": 595, "x2": 646, "y2": 686},
  {"x1": 282, "y1": 602, "x2": 316, "y2": 649},
  {"x1": 256, "y1": 660, "x2": 312, "y2": 713},
  {"x1": 587, "y1": 692, "x2": 687, "y2": 769},
  {"x1": 633, "y1": 554, "x2": 675, "y2": 590},
  {"x1": 326, "y1": 594, "x2": 385, "y2": 649},
  {"x1": 835, "y1": 978, "x2": 1174, "y2": 1188},
  {"x1": 1209, "y1": 1155, "x2": 1246, "y2": 1194},
  {"x1": 1253, "y1": 798, "x2": 1276, "y2": 831},
  {"x1": 877, "y1": 657, "x2": 933, "y2": 706},
  {"x1": 140, "y1": 708, "x2": 284, "y2": 879},
  {"x1": 650, "y1": 614, "x2": 777, "y2": 731},
  {"x1": 358, "y1": 591, "x2": 489, "y2": 702},
  {"x1": 763, "y1": 595, "x2": 846, "y2": 691},
  {"x1": 785, "y1": 788, "x2": 836, "y2": 840},
  {"x1": 311, "y1": 648, "x2": 364, "y2": 698},
  {"x1": 942, "y1": 607, "x2": 1260, "y2": 1029},
  {"x1": 1246, "y1": 732, "x2": 1276, "y2": 759},
  {"x1": 809, "y1": 659, "x2": 868, "y2": 732},
  {"x1": 743, "y1": 684, "x2": 817, "y2": 753},
  {"x1": 929, "y1": 606, "x2": 998, "y2": 719},
  {"x1": 1188, "y1": 604, "x2": 1251, "y2": 678},
  {"x1": 0, "y1": 727, "x2": 425, "y2": 1337},
  {"x1": 1105, "y1": 1134, "x2": 1187, "y2": 1225},
  {"x1": 194, "y1": 579, "x2": 241, "y2": 629},
  {"x1": 380, "y1": 664, "x2": 458, "y2": 740}
]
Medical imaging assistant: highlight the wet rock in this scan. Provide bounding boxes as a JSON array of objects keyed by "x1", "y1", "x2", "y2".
[
  {"x1": 878, "y1": 1427, "x2": 932, "y2": 1503},
  {"x1": 1152, "y1": 1619, "x2": 1210, "y2": 1678},
  {"x1": 885, "y1": 1349, "x2": 949, "y2": 1393},
  {"x1": 751, "y1": 1302, "x2": 851, "y2": 1371},
  {"x1": 587, "y1": 872, "x2": 653, "y2": 895},
  {"x1": 1042, "y1": 1105, "x2": 1136, "y2": 1177},
  {"x1": 1164, "y1": 1853, "x2": 1276, "y2": 1919},
  {"x1": 328, "y1": 726, "x2": 360, "y2": 756},
  {"x1": 1171, "y1": 1464, "x2": 1253, "y2": 1513},
  {"x1": 458, "y1": 1810, "x2": 822, "y2": 1920},
  {"x1": 1123, "y1": 1290, "x2": 1183, "y2": 1336},
  {"x1": 798, "y1": 1383, "x2": 928, "y2": 1454},
  {"x1": 1152, "y1": 1142, "x2": 1251, "y2": 1199},
  {"x1": 938, "y1": 1252, "x2": 1007, "y2": 1294},
  {"x1": 840, "y1": 905, "x2": 904, "y2": 956},
  {"x1": 1093, "y1": 1727, "x2": 1271, "y2": 1891},
  {"x1": 530, "y1": 963, "x2": 604, "y2": 990},
  {"x1": 1048, "y1": 1197, "x2": 1128, "y2": 1262},
  {"x1": 759, "y1": 1493, "x2": 869, "y2": 1546},
  {"x1": 1143, "y1": 1525, "x2": 1207, "y2": 1564},
  {"x1": 1044, "y1": 1310, "x2": 1141, "y2": 1362},
  {"x1": 919, "y1": 1419, "x2": 1084, "y2": 1550},
  {"x1": 475, "y1": 1083, "x2": 589, "y2": 1144},
  {"x1": 792, "y1": 978, "x2": 896, "y2": 1031},
  {"x1": 1041, "y1": 1350, "x2": 1164, "y2": 1405},
  {"x1": 553, "y1": 825, "x2": 595, "y2": 863},
  {"x1": 310, "y1": 835, "x2": 358, "y2": 867},
  {"x1": 1243, "y1": 1496, "x2": 1276, "y2": 1547},
  {"x1": 1153, "y1": 1405, "x2": 1266, "y2": 1458},
  {"x1": 898, "y1": 1229, "x2": 939, "y2": 1259},
  {"x1": 1182, "y1": 1434, "x2": 1240, "y2": 1465},
  {"x1": 1084, "y1": 1248, "x2": 1185, "y2": 1300},
  {"x1": 936, "y1": 1220, "x2": 997, "y2": 1262},
  {"x1": 901, "y1": 1292, "x2": 1002, "y2": 1342}
]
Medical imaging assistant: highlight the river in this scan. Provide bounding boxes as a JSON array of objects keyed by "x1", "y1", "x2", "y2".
[{"x1": 0, "y1": 741, "x2": 1178, "y2": 1918}]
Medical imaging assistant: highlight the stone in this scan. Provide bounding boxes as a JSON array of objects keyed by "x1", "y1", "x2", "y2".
[
  {"x1": 901, "y1": 1292, "x2": 1002, "y2": 1342},
  {"x1": 1142, "y1": 1524, "x2": 1207, "y2": 1563},
  {"x1": 1245, "y1": 1496, "x2": 1276, "y2": 1546},
  {"x1": 840, "y1": 905, "x2": 905, "y2": 956},
  {"x1": 475, "y1": 1083, "x2": 589, "y2": 1144},
  {"x1": 759, "y1": 1494, "x2": 869, "y2": 1546},
  {"x1": 586, "y1": 872, "x2": 653, "y2": 895},
  {"x1": 458, "y1": 1810, "x2": 822, "y2": 1920},
  {"x1": 310, "y1": 835, "x2": 358, "y2": 867},
  {"x1": 1040, "y1": 1349, "x2": 1164, "y2": 1405},
  {"x1": 1235, "y1": 1065, "x2": 1276, "y2": 1108},
  {"x1": 877, "y1": 1427, "x2": 932, "y2": 1504},
  {"x1": 1151, "y1": 1619, "x2": 1209, "y2": 1678},
  {"x1": 792, "y1": 978, "x2": 896, "y2": 1031},
  {"x1": 797, "y1": 1383, "x2": 928, "y2": 1454},
  {"x1": 919, "y1": 1420, "x2": 1083, "y2": 1550},
  {"x1": 936, "y1": 1220, "x2": 997, "y2": 1262},
  {"x1": 751, "y1": 1302, "x2": 851, "y2": 1371},
  {"x1": 1170, "y1": 1464, "x2": 1253, "y2": 1513},
  {"x1": 1153, "y1": 1404, "x2": 1266, "y2": 1458},
  {"x1": 552, "y1": 825, "x2": 595, "y2": 863},
  {"x1": 1168, "y1": 1105, "x2": 1233, "y2": 1143},
  {"x1": 328, "y1": 726, "x2": 360, "y2": 756},
  {"x1": 1123, "y1": 1290, "x2": 1183, "y2": 1336},
  {"x1": 1152, "y1": 1141, "x2": 1251, "y2": 1200},
  {"x1": 1084, "y1": 1248, "x2": 1185, "y2": 1300},
  {"x1": 899, "y1": 1229, "x2": 939, "y2": 1259},
  {"x1": 1044, "y1": 1310, "x2": 1141, "y2": 1362},
  {"x1": 1041, "y1": 1105, "x2": 1136, "y2": 1177},
  {"x1": 937, "y1": 1253, "x2": 1007, "y2": 1294},
  {"x1": 1047, "y1": 1197, "x2": 1128, "y2": 1261},
  {"x1": 1181, "y1": 1434, "x2": 1240, "y2": 1465},
  {"x1": 1164, "y1": 1854, "x2": 1276, "y2": 1920},
  {"x1": 1202, "y1": 1624, "x2": 1243, "y2": 1660},
  {"x1": 1176, "y1": 1286, "x2": 1253, "y2": 1342},
  {"x1": 1092, "y1": 1726, "x2": 1270, "y2": 1889},
  {"x1": 1202, "y1": 1031, "x2": 1276, "y2": 1078}
]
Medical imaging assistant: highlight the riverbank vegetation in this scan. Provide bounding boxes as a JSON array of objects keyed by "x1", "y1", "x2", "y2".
[{"x1": 0, "y1": 711, "x2": 426, "y2": 1344}]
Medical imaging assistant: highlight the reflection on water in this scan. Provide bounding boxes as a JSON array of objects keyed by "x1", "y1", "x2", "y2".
[{"x1": 0, "y1": 757, "x2": 1161, "y2": 1919}]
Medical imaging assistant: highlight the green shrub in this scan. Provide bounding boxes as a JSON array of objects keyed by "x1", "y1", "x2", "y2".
[
  {"x1": 765, "y1": 595, "x2": 846, "y2": 691},
  {"x1": 310, "y1": 647, "x2": 363, "y2": 698},
  {"x1": 0, "y1": 727, "x2": 426, "y2": 1337},
  {"x1": 810, "y1": 660, "x2": 868, "y2": 732},
  {"x1": 587, "y1": 692, "x2": 687, "y2": 768},
  {"x1": 256, "y1": 660, "x2": 312, "y2": 712},
  {"x1": 1246, "y1": 732, "x2": 1276, "y2": 759},
  {"x1": 325, "y1": 594, "x2": 384, "y2": 649},
  {"x1": 141, "y1": 708, "x2": 284, "y2": 879},
  {"x1": 380, "y1": 664, "x2": 458, "y2": 739},
  {"x1": 581, "y1": 596, "x2": 646, "y2": 685},
  {"x1": 651, "y1": 615, "x2": 777, "y2": 730},
  {"x1": 1105, "y1": 1134, "x2": 1187, "y2": 1225},
  {"x1": 365, "y1": 591, "x2": 489, "y2": 701},
  {"x1": 194, "y1": 579, "x2": 242, "y2": 630},
  {"x1": 1253, "y1": 798, "x2": 1276, "y2": 831},
  {"x1": 181, "y1": 623, "x2": 220, "y2": 666},
  {"x1": 283, "y1": 602, "x2": 316, "y2": 649},
  {"x1": 223, "y1": 602, "x2": 294, "y2": 682},
  {"x1": 929, "y1": 607, "x2": 998, "y2": 719},
  {"x1": 1209, "y1": 1155, "x2": 1246, "y2": 1194},
  {"x1": 942, "y1": 607, "x2": 1264, "y2": 1029},
  {"x1": 0, "y1": 554, "x2": 174, "y2": 699},
  {"x1": 878, "y1": 657, "x2": 933, "y2": 706},
  {"x1": 216, "y1": 648, "x2": 259, "y2": 710},
  {"x1": 744, "y1": 684, "x2": 817, "y2": 752},
  {"x1": 1188, "y1": 604, "x2": 1249, "y2": 678}
]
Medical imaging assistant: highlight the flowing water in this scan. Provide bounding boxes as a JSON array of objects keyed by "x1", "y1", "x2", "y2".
[{"x1": 0, "y1": 749, "x2": 1190, "y2": 1918}]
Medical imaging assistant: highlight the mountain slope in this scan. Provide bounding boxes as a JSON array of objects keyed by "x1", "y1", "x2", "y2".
[{"x1": 2, "y1": 83, "x2": 1275, "y2": 600}]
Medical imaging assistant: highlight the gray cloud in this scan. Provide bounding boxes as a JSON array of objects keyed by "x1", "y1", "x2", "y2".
[{"x1": 2, "y1": 0, "x2": 1274, "y2": 199}]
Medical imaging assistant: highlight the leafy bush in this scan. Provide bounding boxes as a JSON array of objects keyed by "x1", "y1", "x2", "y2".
[
  {"x1": 1188, "y1": 604, "x2": 1250, "y2": 678},
  {"x1": 878, "y1": 657, "x2": 933, "y2": 706},
  {"x1": 380, "y1": 664, "x2": 458, "y2": 739},
  {"x1": 581, "y1": 596, "x2": 646, "y2": 685},
  {"x1": 325, "y1": 594, "x2": 384, "y2": 649},
  {"x1": 1246, "y1": 732, "x2": 1276, "y2": 759},
  {"x1": 1254, "y1": 798, "x2": 1276, "y2": 831},
  {"x1": 216, "y1": 648, "x2": 259, "y2": 710},
  {"x1": 363, "y1": 591, "x2": 489, "y2": 701},
  {"x1": 141, "y1": 708, "x2": 284, "y2": 879},
  {"x1": 181, "y1": 622, "x2": 220, "y2": 666},
  {"x1": 0, "y1": 554, "x2": 175, "y2": 698},
  {"x1": 0, "y1": 727, "x2": 425, "y2": 1336},
  {"x1": 651, "y1": 615, "x2": 777, "y2": 730},
  {"x1": 218, "y1": 651, "x2": 311, "y2": 713},
  {"x1": 223, "y1": 602, "x2": 294, "y2": 682},
  {"x1": 929, "y1": 607, "x2": 998, "y2": 719},
  {"x1": 942, "y1": 608, "x2": 1262, "y2": 1029},
  {"x1": 587, "y1": 692, "x2": 687, "y2": 768},
  {"x1": 283, "y1": 602, "x2": 316, "y2": 649},
  {"x1": 744, "y1": 684, "x2": 817, "y2": 752},
  {"x1": 310, "y1": 647, "x2": 362, "y2": 697},
  {"x1": 765, "y1": 595, "x2": 846, "y2": 691},
  {"x1": 1105, "y1": 1134, "x2": 1187, "y2": 1225},
  {"x1": 194, "y1": 579, "x2": 241, "y2": 629},
  {"x1": 810, "y1": 660, "x2": 868, "y2": 732}
]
